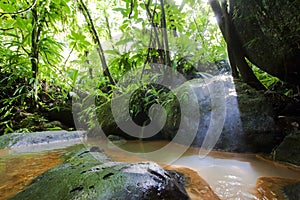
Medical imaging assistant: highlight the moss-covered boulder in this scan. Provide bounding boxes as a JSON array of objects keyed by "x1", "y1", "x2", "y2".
[
  {"x1": 273, "y1": 131, "x2": 300, "y2": 166},
  {"x1": 10, "y1": 147, "x2": 189, "y2": 200},
  {"x1": 231, "y1": 0, "x2": 300, "y2": 84},
  {"x1": 96, "y1": 75, "x2": 284, "y2": 153},
  {"x1": 163, "y1": 75, "x2": 282, "y2": 153},
  {"x1": 95, "y1": 84, "x2": 174, "y2": 140},
  {"x1": 95, "y1": 99, "x2": 124, "y2": 137}
]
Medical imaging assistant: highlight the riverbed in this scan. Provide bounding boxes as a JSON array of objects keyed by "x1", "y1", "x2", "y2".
[{"x1": 0, "y1": 140, "x2": 299, "y2": 199}]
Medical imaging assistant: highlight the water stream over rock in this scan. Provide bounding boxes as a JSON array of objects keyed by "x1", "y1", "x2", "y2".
[
  {"x1": 104, "y1": 140, "x2": 300, "y2": 199},
  {"x1": 0, "y1": 139, "x2": 299, "y2": 199}
]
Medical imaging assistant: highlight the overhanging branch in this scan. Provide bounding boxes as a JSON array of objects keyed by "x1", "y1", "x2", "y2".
[{"x1": 0, "y1": 0, "x2": 37, "y2": 17}]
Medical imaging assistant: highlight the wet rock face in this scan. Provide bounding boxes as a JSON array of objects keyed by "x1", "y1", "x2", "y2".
[
  {"x1": 0, "y1": 131, "x2": 84, "y2": 149},
  {"x1": 10, "y1": 148, "x2": 189, "y2": 200},
  {"x1": 274, "y1": 132, "x2": 300, "y2": 166},
  {"x1": 96, "y1": 75, "x2": 282, "y2": 153},
  {"x1": 164, "y1": 75, "x2": 282, "y2": 153},
  {"x1": 284, "y1": 182, "x2": 300, "y2": 200},
  {"x1": 256, "y1": 177, "x2": 300, "y2": 200},
  {"x1": 231, "y1": 0, "x2": 300, "y2": 84}
]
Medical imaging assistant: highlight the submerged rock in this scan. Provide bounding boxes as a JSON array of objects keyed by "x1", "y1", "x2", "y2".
[
  {"x1": 107, "y1": 134, "x2": 127, "y2": 145},
  {"x1": 10, "y1": 147, "x2": 189, "y2": 200},
  {"x1": 273, "y1": 131, "x2": 300, "y2": 166},
  {"x1": 163, "y1": 166, "x2": 220, "y2": 200}
]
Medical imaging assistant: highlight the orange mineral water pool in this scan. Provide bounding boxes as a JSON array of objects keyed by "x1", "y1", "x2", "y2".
[{"x1": 0, "y1": 140, "x2": 299, "y2": 200}]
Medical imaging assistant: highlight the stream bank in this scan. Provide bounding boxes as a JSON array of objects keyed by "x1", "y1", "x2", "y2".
[
  {"x1": 0, "y1": 131, "x2": 217, "y2": 199},
  {"x1": 9, "y1": 147, "x2": 190, "y2": 200},
  {"x1": 96, "y1": 75, "x2": 300, "y2": 166},
  {"x1": 1, "y1": 131, "x2": 300, "y2": 199}
]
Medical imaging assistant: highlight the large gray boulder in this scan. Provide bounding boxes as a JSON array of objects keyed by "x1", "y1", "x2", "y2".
[
  {"x1": 0, "y1": 131, "x2": 84, "y2": 149},
  {"x1": 95, "y1": 75, "x2": 284, "y2": 153},
  {"x1": 231, "y1": 0, "x2": 300, "y2": 84},
  {"x1": 10, "y1": 147, "x2": 189, "y2": 200},
  {"x1": 164, "y1": 75, "x2": 283, "y2": 153}
]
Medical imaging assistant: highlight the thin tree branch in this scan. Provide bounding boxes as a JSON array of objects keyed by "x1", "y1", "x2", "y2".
[
  {"x1": 77, "y1": 0, "x2": 115, "y2": 85},
  {"x1": 63, "y1": 42, "x2": 76, "y2": 68},
  {"x1": 144, "y1": 0, "x2": 166, "y2": 65},
  {"x1": 30, "y1": 7, "x2": 39, "y2": 78},
  {"x1": 128, "y1": 0, "x2": 135, "y2": 18},
  {"x1": 0, "y1": 27, "x2": 14, "y2": 31},
  {"x1": 18, "y1": 29, "x2": 30, "y2": 56},
  {"x1": 140, "y1": 28, "x2": 154, "y2": 81},
  {"x1": 104, "y1": 10, "x2": 115, "y2": 50},
  {"x1": 0, "y1": 0, "x2": 37, "y2": 17},
  {"x1": 144, "y1": 0, "x2": 162, "y2": 51},
  {"x1": 160, "y1": 0, "x2": 171, "y2": 68}
]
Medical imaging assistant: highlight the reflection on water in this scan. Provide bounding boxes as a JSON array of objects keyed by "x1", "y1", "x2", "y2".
[
  {"x1": 0, "y1": 140, "x2": 299, "y2": 200},
  {"x1": 174, "y1": 155, "x2": 300, "y2": 199},
  {"x1": 103, "y1": 140, "x2": 300, "y2": 200}
]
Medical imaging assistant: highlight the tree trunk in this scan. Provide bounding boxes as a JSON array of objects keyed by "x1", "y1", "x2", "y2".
[
  {"x1": 209, "y1": 0, "x2": 266, "y2": 90},
  {"x1": 77, "y1": 0, "x2": 115, "y2": 85},
  {"x1": 160, "y1": 0, "x2": 171, "y2": 68},
  {"x1": 30, "y1": 7, "x2": 40, "y2": 79}
]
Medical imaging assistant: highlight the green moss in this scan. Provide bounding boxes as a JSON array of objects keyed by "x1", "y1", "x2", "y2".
[
  {"x1": 10, "y1": 148, "x2": 189, "y2": 200},
  {"x1": 63, "y1": 147, "x2": 110, "y2": 164},
  {"x1": 0, "y1": 133, "x2": 25, "y2": 149}
]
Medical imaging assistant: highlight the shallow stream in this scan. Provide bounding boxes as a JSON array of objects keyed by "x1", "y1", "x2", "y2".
[{"x1": 0, "y1": 140, "x2": 299, "y2": 200}]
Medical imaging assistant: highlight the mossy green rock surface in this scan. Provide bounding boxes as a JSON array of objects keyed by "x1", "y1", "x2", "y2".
[
  {"x1": 96, "y1": 75, "x2": 282, "y2": 153},
  {"x1": 10, "y1": 147, "x2": 189, "y2": 200}
]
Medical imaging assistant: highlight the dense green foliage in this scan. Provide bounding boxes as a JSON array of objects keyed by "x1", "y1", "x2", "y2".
[
  {"x1": 0, "y1": 0, "x2": 227, "y2": 134},
  {"x1": 0, "y1": 0, "x2": 296, "y2": 134},
  {"x1": 0, "y1": 0, "x2": 75, "y2": 133}
]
